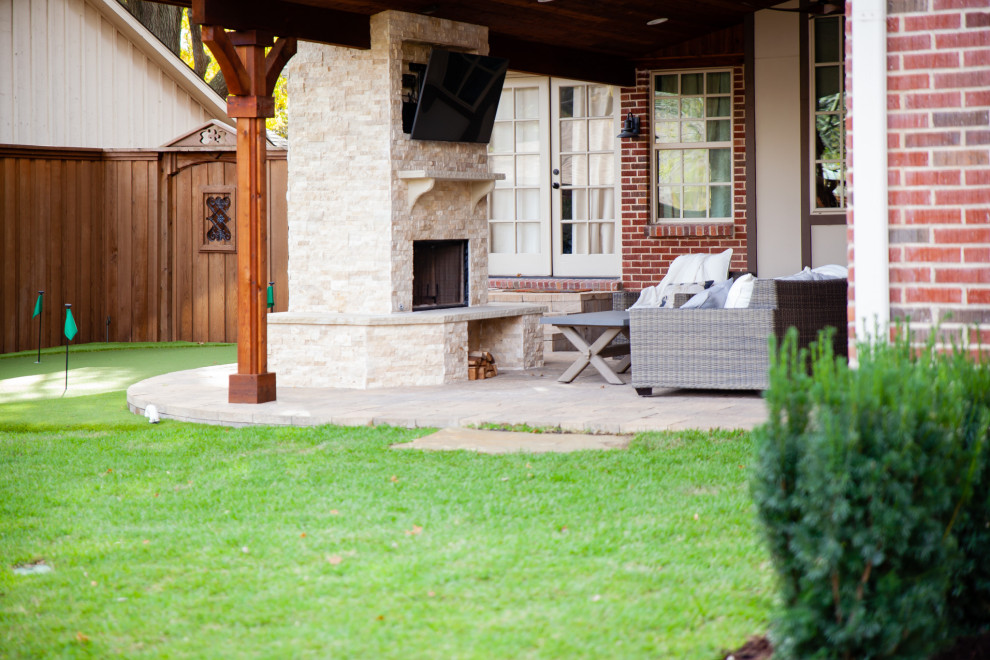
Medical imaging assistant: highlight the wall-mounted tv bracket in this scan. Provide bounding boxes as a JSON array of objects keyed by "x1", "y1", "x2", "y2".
[{"x1": 401, "y1": 62, "x2": 427, "y2": 134}]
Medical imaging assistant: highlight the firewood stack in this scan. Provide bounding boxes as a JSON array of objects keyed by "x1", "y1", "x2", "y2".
[{"x1": 468, "y1": 351, "x2": 498, "y2": 380}]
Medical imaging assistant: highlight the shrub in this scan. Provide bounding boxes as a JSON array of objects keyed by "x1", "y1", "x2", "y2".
[{"x1": 752, "y1": 327, "x2": 990, "y2": 659}]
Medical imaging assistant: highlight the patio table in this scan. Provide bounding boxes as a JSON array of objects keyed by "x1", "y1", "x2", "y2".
[{"x1": 540, "y1": 310, "x2": 631, "y2": 385}]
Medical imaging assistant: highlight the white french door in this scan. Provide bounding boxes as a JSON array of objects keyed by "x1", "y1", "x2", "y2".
[
  {"x1": 550, "y1": 79, "x2": 620, "y2": 276},
  {"x1": 488, "y1": 76, "x2": 620, "y2": 278},
  {"x1": 488, "y1": 77, "x2": 552, "y2": 276}
]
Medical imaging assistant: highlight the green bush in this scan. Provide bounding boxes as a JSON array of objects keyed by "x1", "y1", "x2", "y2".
[{"x1": 752, "y1": 327, "x2": 990, "y2": 659}]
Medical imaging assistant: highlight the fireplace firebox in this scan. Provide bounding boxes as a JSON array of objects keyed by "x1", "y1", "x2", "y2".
[{"x1": 413, "y1": 240, "x2": 468, "y2": 310}]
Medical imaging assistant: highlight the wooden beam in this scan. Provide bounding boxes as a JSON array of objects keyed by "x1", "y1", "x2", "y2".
[
  {"x1": 192, "y1": 0, "x2": 370, "y2": 50},
  {"x1": 201, "y1": 26, "x2": 249, "y2": 96},
  {"x1": 487, "y1": 33, "x2": 635, "y2": 87},
  {"x1": 265, "y1": 37, "x2": 298, "y2": 97}
]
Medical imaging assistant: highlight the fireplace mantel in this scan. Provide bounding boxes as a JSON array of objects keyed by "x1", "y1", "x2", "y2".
[{"x1": 397, "y1": 169, "x2": 505, "y2": 211}]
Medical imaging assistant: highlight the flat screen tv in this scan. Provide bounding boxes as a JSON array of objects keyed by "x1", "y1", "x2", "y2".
[{"x1": 410, "y1": 49, "x2": 509, "y2": 144}]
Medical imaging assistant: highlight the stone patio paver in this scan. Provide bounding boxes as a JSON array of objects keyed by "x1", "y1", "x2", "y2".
[{"x1": 126, "y1": 352, "x2": 768, "y2": 433}]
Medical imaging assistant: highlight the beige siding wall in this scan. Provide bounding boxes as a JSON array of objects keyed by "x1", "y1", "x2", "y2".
[{"x1": 0, "y1": 0, "x2": 226, "y2": 149}]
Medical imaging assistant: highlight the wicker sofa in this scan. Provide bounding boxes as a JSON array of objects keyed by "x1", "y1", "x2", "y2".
[{"x1": 616, "y1": 278, "x2": 848, "y2": 394}]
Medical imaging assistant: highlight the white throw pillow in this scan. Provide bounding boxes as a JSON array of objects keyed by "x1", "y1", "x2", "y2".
[
  {"x1": 725, "y1": 273, "x2": 756, "y2": 309},
  {"x1": 701, "y1": 248, "x2": 733, "y2": 283}
]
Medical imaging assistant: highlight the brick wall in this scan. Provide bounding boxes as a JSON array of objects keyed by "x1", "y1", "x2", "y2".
[
  {"x1": 619, "y1": 66, "x2": 749, "y2": 292},
  {"x1": 883, "y1": 0, "x2": 990, "y2": 347}
]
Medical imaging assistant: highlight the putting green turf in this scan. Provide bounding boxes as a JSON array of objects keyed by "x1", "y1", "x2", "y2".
[{"x1": 0, "y1": 343, "x2": 236, "y2": 429}]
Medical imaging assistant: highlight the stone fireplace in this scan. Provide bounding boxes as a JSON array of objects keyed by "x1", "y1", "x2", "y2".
[{"x1": 267, "y1": 10, "x2": 544, "y2": 389}]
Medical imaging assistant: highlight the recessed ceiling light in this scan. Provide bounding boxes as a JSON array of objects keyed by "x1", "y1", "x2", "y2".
[
  {"x1": 537, "y1": 0, "x2": 555, "y2": 3},
  {"x1": 647, "y1": 17, "x2": 669, "y2": 25}
]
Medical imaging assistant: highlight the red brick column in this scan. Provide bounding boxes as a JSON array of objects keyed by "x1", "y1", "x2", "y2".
[{"x1": 883, "y1": 0, "x2": 990, "y2": 348}]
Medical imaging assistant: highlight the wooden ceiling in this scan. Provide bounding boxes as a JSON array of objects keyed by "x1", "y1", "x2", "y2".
[{"x1": 169, "y1": 0, "x2": 789, "y2": 84}]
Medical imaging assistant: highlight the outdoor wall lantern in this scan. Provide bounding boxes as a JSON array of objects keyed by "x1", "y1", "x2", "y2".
[{"x1": 617, "y1": 112, "x2": 641, "y2": 138}]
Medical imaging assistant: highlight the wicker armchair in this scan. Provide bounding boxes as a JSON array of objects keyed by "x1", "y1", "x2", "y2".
[{"x1": 627, "y1": 278, "x2": 848, "y2": 394}]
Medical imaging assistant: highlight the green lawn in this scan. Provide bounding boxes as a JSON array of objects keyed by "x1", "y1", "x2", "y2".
[{"x1": 0, "y1": 344, "x2": 773, "y2": 659}]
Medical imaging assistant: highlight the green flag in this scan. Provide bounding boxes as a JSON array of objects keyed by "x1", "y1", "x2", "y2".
[
  {"x1": 32, "y1": 293, "x2": 42, "y2": 318},
  {"x1": 64, "y1": 307, "x2": 78, "y2": 341},
  {"x1": 267, "y1": 283, "x2": 275, "y2": 311}
]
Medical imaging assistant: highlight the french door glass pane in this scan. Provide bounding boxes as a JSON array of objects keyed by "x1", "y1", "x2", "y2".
[
  {"x1": 515, "y1": 121, "x2": 540, "y2": 152},
  {"x1": 490, "y1": 123, "x2": 513, "y2": 152},
  {"x1": 516, "y1": 188, "x2": 540, "y2": 219},
  {"x1": 495, "y1": 90, "x2": 512, "y2": 120},
  {"x1": 516, "y1": 155, "x2": 540, "y2": 186},
  {"x1": 561, "y1": 223, "x2": 573, "y2": 254},
  {"x1": 517, "y1": 222, "x2": 541, "y2": 253},
  {"x1": 590, "y1": 222, "x2": 615, "y2": 254},
  {"x1": 490, "y1": 155, "x2": 514, "y2": 185},
  {"x1": 560, "y1": 119, "x2": 587, "y2": 152},
  {"x1": 491, "y1": 189, "x2": 514, "y2": 220},
  {"x1": 491, "y1": 222, "x2": 514, "y2": 252},
  {"x1": 515, "y1": 87, "x2": 540, "y2": 119},
  {"x1": 589, "y1": 154, "x2": 613, "y2": 185},
  {"x1": 588, "y1": 84, "x2": 613, "y2": 116},
  {"x1": 561, "y1": 188, "x2": 587, "y2": 220},
  {"x1": 589, "y1": 188, "x2": 614, "y2": 221},
  {"x1": 560, "y1": 154, "x2": 588, "y2": 186},
  {"x1": 589, "y1": 119, "x2": 613, "y2": 151},
  {"x1": 559, "y1": 86, "x2": 588, "y2": 118}
]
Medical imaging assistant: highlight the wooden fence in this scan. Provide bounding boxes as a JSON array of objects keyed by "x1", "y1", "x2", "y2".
[{"x1": 0, "y1": 144, "x2": 288, "y2": 353}]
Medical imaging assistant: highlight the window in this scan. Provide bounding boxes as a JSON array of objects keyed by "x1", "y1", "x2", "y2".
[
  {"x1": 652, "y1": 70, "x2": 733, "y2": 222},
  {"x1": 811, "y1": 15, "x2": 847, "y2": 210}
]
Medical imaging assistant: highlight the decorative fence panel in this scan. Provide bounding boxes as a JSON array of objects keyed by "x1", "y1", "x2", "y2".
[{"x1": 0, "y1": 145, "x2": 288, "y2": 353}]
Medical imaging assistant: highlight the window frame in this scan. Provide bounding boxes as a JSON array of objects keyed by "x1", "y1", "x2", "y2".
[
  {"x1": 649, "y1": 67, "x2": 736, "y2": 225},
  {"x1": 800, "y1": 13, "x2": 848, "y2": 268},
  {"x1": 809, "y1": 14, "x2": 847, "y2": 213}
]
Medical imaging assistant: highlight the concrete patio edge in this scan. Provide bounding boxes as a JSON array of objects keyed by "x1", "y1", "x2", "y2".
[{"x1": 126, "y1": 354, "x2": 769, "y2": 433}]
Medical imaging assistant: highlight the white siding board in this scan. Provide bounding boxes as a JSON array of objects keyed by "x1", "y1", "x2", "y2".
[
  {"x1": 50, "y1": 0, "x2": 65, "y2": 146},
  {"x1": 4, "y1": 0, "x2": 225, "y2": 149},
  {"x1": 99, "y1": 14, "x2": 113, "y2": 146},
  {"x1": 0, "y1": 2, "x2": 14, "y2": 142},
  {"x1": 13, "y1": 0, "x2": 32, "y2": 143},
  {"x1": 64, "y1": 0, "x2": 84, "y2": 143},
  {"x1": 31, "y1": 0, "x2": 48, "y2": 144},
  {"x1": 82, "y1": 1, "x2": 99, "y2": 147}
]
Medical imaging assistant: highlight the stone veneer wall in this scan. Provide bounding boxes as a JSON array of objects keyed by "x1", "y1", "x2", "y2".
[{"x1": 284, "y1": 11, "x2": 494, "y2": 315}]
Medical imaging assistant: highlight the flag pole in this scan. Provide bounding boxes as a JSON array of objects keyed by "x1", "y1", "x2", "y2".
[
  {"x1": 34, "y1": 290, "x2": 44, "y2": 364},
  {"x1": 64, "y1": 304, "x2": 71, "y2": 394}
]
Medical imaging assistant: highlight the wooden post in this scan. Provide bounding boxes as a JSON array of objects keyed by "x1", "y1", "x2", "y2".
[{"x1": 201, "y1": 27, "x2": 296, "y2": 404}]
